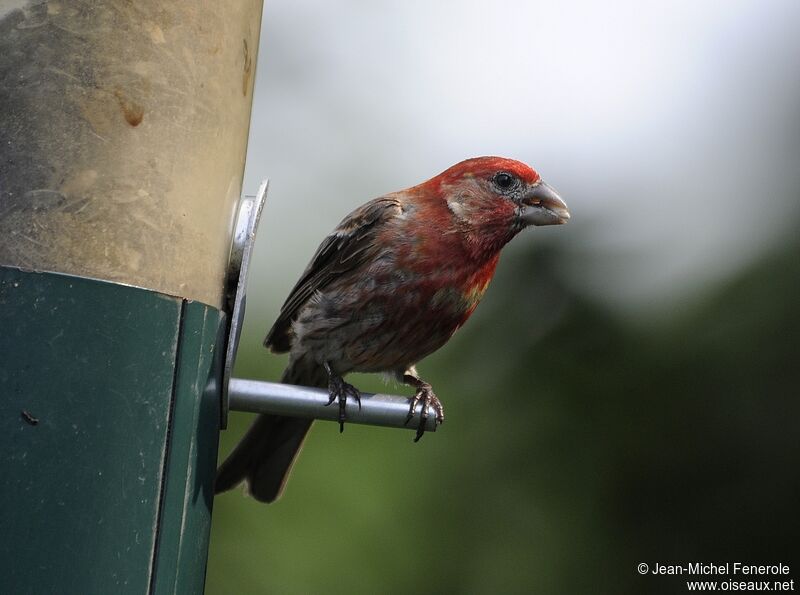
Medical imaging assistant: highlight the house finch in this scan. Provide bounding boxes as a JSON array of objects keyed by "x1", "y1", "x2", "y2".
[{"x1": 215, "y1": 156, "x2": 569, "y2": 502}]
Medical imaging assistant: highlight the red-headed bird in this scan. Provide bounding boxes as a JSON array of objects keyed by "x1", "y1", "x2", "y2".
[{"x1": 215, "y1": 156, "x2": 570, "y2": 502}]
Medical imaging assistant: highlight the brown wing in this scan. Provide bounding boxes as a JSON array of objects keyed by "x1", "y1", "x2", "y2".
[{"x1": 264, "y1": 195, "x2": 404, "y2": 353}]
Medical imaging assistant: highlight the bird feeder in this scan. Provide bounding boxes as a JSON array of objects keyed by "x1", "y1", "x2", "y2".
[
  {"x1": 0, "y1": 3, "x2": 435, "y2": 593},
  {"x1": 0, "y1": 3, "x2": 262, "y2": 593}
]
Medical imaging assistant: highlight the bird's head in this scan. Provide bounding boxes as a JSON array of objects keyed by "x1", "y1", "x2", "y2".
[{"x1": 423, "y1": 156, "x2": 570, "y2": 255}]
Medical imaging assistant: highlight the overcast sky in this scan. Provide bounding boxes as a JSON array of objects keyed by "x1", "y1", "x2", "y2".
[{"x1": 240, "y1": 0, "x2": 800, "y2": 331}]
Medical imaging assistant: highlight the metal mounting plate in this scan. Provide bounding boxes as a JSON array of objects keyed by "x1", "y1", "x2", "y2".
[{"x1": 220, "y1": 180, "x2": 268, "y2": 428}]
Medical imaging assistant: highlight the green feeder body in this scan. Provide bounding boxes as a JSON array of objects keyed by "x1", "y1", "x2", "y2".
[
  {"x1": 0, "y1": 2, "x2": 263, "y2": 593},
  {"x1": 1, "y1": 270, "x2": 223, "y2": 594}
]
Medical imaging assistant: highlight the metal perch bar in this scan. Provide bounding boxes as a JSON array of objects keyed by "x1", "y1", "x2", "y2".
[{"x1": 228, "y1": 378, "x2": 438, "y2": 433}]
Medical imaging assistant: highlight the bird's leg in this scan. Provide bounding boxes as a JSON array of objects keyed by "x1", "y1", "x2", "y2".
[
  {"x1": 402, "y1": 367, "x2": 444, "y2": 442},
  {"x1": 323, "y1": 362, "x2": 361, "y2": 433}
]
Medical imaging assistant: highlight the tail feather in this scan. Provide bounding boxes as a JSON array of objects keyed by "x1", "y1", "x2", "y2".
[{"x1": 214, "y1": 357, "x2": 326, "y2": 503}]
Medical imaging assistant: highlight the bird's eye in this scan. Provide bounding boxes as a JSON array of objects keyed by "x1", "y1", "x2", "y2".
[{"x1": 493, "y1": 172, "x2": 515, "y2": 190}]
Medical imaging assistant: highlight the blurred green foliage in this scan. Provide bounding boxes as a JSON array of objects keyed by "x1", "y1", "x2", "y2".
[{"x1": 207, "y1": 232, "x2": 799, "y2": 594}]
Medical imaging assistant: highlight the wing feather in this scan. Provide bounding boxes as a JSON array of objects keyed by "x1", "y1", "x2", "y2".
[{"x1": 264, "y1": 196, "x2": 403, "y2": 352}]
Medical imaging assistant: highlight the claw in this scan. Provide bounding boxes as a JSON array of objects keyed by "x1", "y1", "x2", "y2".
[
  {"x1": 404, "y1": 390, "x2": 423, "y2": 426},
  {"x1": 404, "y1": 383, "x2": 444, "y2": 442},
  {"x1": 324, "y1": 362, "x2": 361, "y2": 433}
]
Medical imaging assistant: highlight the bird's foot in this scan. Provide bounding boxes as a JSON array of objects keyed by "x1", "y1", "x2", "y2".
[
  {"x1": 324, "y1": 363, "x2": 361, "y2": 433},
  {"x1": 404, "y1": 382, "x2": 444, "y2": 442}
]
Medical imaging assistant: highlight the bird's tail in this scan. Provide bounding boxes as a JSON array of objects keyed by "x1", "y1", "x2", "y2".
[{"x1": 214, "y1": 355, "x2": 327, "y2": 503}]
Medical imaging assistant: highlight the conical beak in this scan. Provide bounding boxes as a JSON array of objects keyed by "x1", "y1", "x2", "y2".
[{"x1": 519, "y1": 181, "x2": 570, "y2": 226}]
